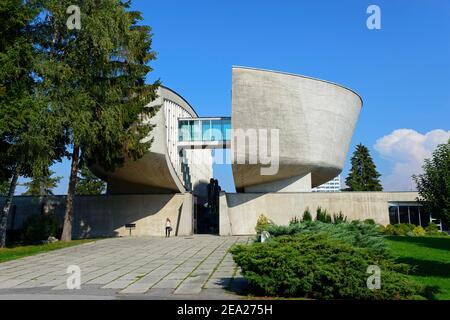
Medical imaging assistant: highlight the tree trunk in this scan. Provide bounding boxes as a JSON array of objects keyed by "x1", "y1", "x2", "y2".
[
  {"x1": 0, "y1": 165, "x2": 20, "y2": 248},
  {"x1": 61, "y1": 145, "x2": 80, "y2": 242}
]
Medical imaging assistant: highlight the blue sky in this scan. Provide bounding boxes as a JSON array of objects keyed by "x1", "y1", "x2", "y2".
[{"x1": 16, "y1": 0, "x2": 450, "y2": 194}]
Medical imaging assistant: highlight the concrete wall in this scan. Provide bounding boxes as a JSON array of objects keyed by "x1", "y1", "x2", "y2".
[
  {"x1": 1, "y1": 193, "x2": 194, "y2": 238},
  {"x1": 220, "y1": 191, "x2": 419, "y2": 235}
]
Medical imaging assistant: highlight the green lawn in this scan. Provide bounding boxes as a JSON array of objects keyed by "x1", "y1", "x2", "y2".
[
  {"x1": 0, "y1": 239, "x2": 95, "y2": 264},
  {"x1": 385, "y1": 236, "x2": 450, "y2": 300}
]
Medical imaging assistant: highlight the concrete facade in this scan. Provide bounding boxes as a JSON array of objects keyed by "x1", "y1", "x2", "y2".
[
  {"x1": 231, "y1": 66, "x2": 362, "y2": 192},
  {"x1": 3, "y1": 191, "x2": 421, "y2": 237},
  {"x1": 219, "y1": 191, "x2": 419, "y2": 235},
  {"x1": 92, "y1": 86, "x2": 213, "y2": 197},
  {"x1": 1, "y1": 194, "x2": 194, "y2": 238}
]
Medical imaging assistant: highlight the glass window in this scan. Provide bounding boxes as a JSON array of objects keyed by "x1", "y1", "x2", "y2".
[
  {"x1": 192, "y1": 120, "x2": 201, "y2": 141},
  {"x1": 389, "y1": 206, "x2": 399, "y2": 224},
  {"x1": 202, "y1": 120, "x2": 211, "y2": 141},
  {"x1": 179, "y1": 120, "x2": 190, "y2": 141},
  {"x1": 399, "y1": 206, "x2": 409, "y2": 223},
  {"x1": 211, "y1": 120, "x2": 223, "y2": 141},
  {"x1": 222, "y1": 119, "x2": 231, "y2": 141},
  {"x1": 409, "y1": 206, "x2": 420, "y2": 226},
  {"x1": 420, "y1": 209, "x2": 430, "y2": 227}
]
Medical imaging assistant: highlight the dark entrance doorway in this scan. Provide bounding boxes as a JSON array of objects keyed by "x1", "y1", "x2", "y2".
[{"x1": 194, "y1": 178, "x2": 221, "y2": 234}]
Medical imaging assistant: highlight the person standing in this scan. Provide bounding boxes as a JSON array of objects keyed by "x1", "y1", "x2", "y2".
[{"x1": 165, "y1": 218, "x2": 172, "y2": 237}]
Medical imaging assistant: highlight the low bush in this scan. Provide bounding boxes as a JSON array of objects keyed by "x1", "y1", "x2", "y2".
[
  {"x1": 231, "y1": 233, "x2": 422, "y2": 299},
  {"x1": 265, "y1": 220, "x2": 387, "y2": 253},
  {"x1": 363, "y1": 219, "x2": 376, "y2": 225},
  {"x1": 333, "y1": 212, "x2": 347, "y2": 224},
  {"x1": 384, "y1": 223, "x2": 415, "y2": 236},
  {"x1": 21, "y1": 214, "x2": 60, "y2": 243},
  {"x1": 424, "y1": 222, "x2": 445, "y2": 236},
  {"x1": 255, "y1": 214, "x2": 273, "y2": 234},
  {"x1": 289, "y1": 216, "x2": 301, "y2": 225},
  {"x1": 316, "y1": 207, "x2": 332, "y2": 223},
  {"x1": 301, "y1": 208, "x2": 312, "y2": 222},
  {"x1": 411, "y1": 226, "x2": 426, "y2": 236},
  {"x1": 383, "y1": 223, "x2": 447, "y2": 237}
]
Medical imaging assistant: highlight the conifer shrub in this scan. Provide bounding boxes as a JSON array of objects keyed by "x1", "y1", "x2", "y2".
[
  {"x1": 231, "y1": 233, "x2": 422, "y2": 299},
  {"x1": 302, "y1": 208, "x2": 312, "y2": 222},
  {"x1": 265, "y1": 220, "x2": 387, "y2": 252}
]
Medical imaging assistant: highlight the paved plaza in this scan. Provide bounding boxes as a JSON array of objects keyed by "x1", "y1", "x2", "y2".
[{"x1": 0, "y1": 235, "x2": 250, "y2": 299}]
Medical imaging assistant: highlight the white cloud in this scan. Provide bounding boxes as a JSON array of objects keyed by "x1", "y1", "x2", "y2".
[{"x1": 374, "y1": 129, "x2": 450, "y2": 191}]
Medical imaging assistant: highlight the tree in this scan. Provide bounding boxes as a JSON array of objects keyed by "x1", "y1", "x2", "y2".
[
  {"x1": 0, "y1": 180, "x2": 9, "y2": 196},
  {"x1": 75, "y1": 165, "x2": 106, "y2": 195},
  {"x1": 0, "y1": 0, "x2": 65, "y2": 247},
  {"x1": 22, "y1": 169, "x2": 62, "y2": 196},
  {"x1": 413, "y1": 139, "x2": 450, "y2": 226},
  {"x1": 345, "y1": 144, "x2": 383, "y2": 191},
  {"x1": 34, "y1": 0, "x2": 159, "y2": 241}
]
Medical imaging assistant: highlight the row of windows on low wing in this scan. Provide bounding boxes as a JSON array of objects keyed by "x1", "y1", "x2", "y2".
[{"x1": 389, "y1": 204, "x2": 447, "y2": 230}]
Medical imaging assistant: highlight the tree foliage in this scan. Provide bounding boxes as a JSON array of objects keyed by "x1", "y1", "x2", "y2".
[
  {"x1": 33, "y1": 0, "x2": 160, "y2": 240},
  {"x1": 22, "y1": 170, "x2": 62, "y2": 196},
  {"x1": 345, "y1": 144, "x2": 383, "y2": 191},
  {"x1": 0, "y1": 0, "x2": 65, "y2": 247},
  {"x1": 413, "y1": 139, "x2": 450, "y2": 226},
  {"x1": 75, "y1": 165, "x2": 106, "y2": 195},
  {"x1": 0, "y1": 180, "x2": 9, "y2": 196}
]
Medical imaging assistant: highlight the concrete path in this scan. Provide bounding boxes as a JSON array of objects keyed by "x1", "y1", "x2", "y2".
[{"x1": 0, "y1": 235, "x2": 250, "y2": 300}]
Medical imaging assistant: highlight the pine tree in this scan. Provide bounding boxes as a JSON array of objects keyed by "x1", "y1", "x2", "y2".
[
  {"x1": 0, "y1": 0, "x2": 65, "y2": 247},
  {"x1": 413, "y1": 139, "x2": 450, "y2": 226},
  {"x1": 75, "y1": 165, "x2": 106, "y2": 195},
  {"x1": 34, "y1": 0, "x2": 160, "y2": 241},
  {"x1": 345, "y1": 144, "x2": 383, "y2": 191},
  {"x1": 22, "y1": 170, "x2": 62, "y2": 196}
]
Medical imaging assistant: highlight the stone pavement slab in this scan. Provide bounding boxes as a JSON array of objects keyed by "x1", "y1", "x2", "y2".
[{"x1": 0, "y1": 235, "x2": 250, "y2": 299}]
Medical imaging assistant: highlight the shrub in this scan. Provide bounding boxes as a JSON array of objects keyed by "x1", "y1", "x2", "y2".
[
  {"x1": 289, "y1": 216, "x2": 300, "y2": 225},
  {"x1": 424, "y1": 223, "x2": 448, "y2": 236},
  {"x1": 302, "y1": 208, "x2": 312, "y2": 222},
  {"x1": 316, "y1": 207, "x2": 332, "y2": 223},
  {"x1": 231, "y1": 233, "x2": 422, "y2": 299},
  {"x1": 384, "y1": 223, "x2": 416, "y2": 236},
  {"x1": 363, "y1": 219, "x2": 376, "y2": 225},
  {"x1": 425, "y1": 222, "x2": 440, "y2": 235},
  {"x1": 333, "y1": 212, "x2": 347, "y2": 224},
  {"x1": 255, "y1": 214, "x2": 272, "y2": 234},
  {"x1": 21, "y1": 214, "x2": 60, "y2": 243},
  {"x1": 266, "y1": 220, "x2": 387, "y2": 253},
  {"x1": 411, "y1": 226, "x2": 426, "y2": 236}
]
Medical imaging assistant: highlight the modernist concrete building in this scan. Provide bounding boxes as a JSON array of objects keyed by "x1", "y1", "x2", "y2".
[
  {"x1": 231, "y1": 67, "x2": 362, "y2": 193},
  {"x1": 91, "y1": 86, "x2": 214, "y2": 199},
  {"x1": 3, "y1": 66, "x2": 438, "y2": 238}
]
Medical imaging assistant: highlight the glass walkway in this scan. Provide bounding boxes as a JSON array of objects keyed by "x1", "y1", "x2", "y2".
[{"x1": 178, "y1": 117, "x2": 231, "y2": 148}]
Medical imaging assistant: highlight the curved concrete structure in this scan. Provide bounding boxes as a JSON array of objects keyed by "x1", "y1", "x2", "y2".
[
  {"x1": 93, "y1": 86, "x2": 212, "y2": 195},
  {"x1": 231, "y1": 66, "x2": 362, "y2": 192}
]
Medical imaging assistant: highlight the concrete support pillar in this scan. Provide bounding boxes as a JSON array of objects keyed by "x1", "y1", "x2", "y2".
[
  {"x1": 219, "y1": 192, "x2": 232, "y2": 236},
  {"x1": 177, "y1": 192, "x2": 194, "y2": 236}
]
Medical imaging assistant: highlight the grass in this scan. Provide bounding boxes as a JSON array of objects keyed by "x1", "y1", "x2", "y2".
[
  {"x1": 385, "y1": 235, "x2": 450, "y2": 300},
  {"x1": 0, "y1": 239, "x2": 96, "y2": 264}
]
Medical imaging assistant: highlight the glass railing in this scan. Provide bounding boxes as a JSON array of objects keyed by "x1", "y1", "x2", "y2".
[{"x1": 178, "y1": 117, "x2": 231, "y2": 142}]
